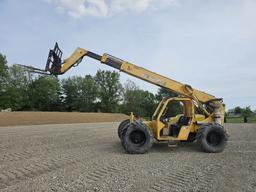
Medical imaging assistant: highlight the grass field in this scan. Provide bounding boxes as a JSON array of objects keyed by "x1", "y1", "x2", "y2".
[{"x1": 226, "y1": 116, "x2": 256, "y2": 123}]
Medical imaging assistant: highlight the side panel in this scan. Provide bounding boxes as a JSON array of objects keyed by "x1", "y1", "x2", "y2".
[
  {"x1": 145, "y1": 120, "x2": 157, "y2": 138},
  {"x1": 177, "y1": 126, "x2": 191, "y2": 140}
]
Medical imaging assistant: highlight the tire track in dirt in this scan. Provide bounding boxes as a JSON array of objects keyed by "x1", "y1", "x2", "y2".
[
  {"x1": 1, "y1": 150, "x2": 34, "y2": 163},
  {"x1": 0, "y1": 141, "x2": 119, "y2": 190},
  {"x1": 0, "y1": 145, "x2": 5, "y2": 150},
  {"x1": 60, "y1": 146, "x2": 217, "y2": 192},
  {"x1": 147, "y1": 166, "x2": 195, "y2": 192},
  {"x1": 147, "y1": 164, "x2": 221, "y2": 192},
  {"x1": 0, "y1": 123, "x2": 255, "y2": 192},
  {"x1": 86, "y1": 165, "x2": 121, "y2": 183},
  {"x1": 0, "y1": 155, "x2": 82, "y2": 189},
  {"x1": 0, "y1": 137, "x2": 120, "y2": 191},
  {"x1": 64, "y1": 154, "x2": 195, "y2": 192},
  {"x1": 0, "y1": 128, "x2": 116, "y2": 164},
  {"x1": 0, "y1": 125, "x2": 116, "y2": 152},
  {"x1": 61, "y1": 162, "x2": 124, "y2": 192},
  {"x1": 194, "y1": 164, "x2": 222, "y2": 192}
]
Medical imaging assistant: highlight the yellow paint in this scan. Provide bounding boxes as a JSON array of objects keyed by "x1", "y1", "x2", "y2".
[
  {"x1": 60, "y1": 48, "x2": 87, "y2": 74},
  {"x1": 101, "y1": 53, "x2": 108, "y2": 63},
  {"x1": 120, "y1": 62, "x2": 216, "y2": 103},
  {"x1": 129, "y1": 112, "x2": 135, "y2": 123},
  {"x1": 53, "y1": 46, "x2": 226, "y2": 143}
]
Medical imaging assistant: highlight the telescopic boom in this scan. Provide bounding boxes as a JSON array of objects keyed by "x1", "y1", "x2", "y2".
[{"x1": 45, "y1": 43, "x2": 221, "y2": 108}]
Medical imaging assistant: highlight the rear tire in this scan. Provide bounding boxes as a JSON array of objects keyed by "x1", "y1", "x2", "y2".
[
  {"x1": 123, "y1": 121, "x2": 153, "y2": 154},
  {"x1": 197, "y1": 124, "x2": 227, "y2": 153},
  {"x1": 117, "y1": 119, "x2": 130, "y2": 140}
]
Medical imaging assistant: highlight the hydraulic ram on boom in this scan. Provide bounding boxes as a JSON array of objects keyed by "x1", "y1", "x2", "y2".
[{"x1": 44, "y1": 42, "x2": 227, "y2": 154}]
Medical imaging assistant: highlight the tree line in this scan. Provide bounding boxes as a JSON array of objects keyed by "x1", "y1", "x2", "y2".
[
  {"x1": 1, "y1": 53, "x2": 255, "y2": 119},
  {"x1": 230, "y1": 106, "x2": 255, "y2": 118},
  {"x1": 0, "y1": 53, "x2": 174, "y2": 117}
]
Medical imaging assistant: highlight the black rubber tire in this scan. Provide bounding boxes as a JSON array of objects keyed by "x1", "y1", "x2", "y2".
[
  {"x1": 117, "y1": 119, "x2": 130, "y2": 140},
  {"x1": 120, "y1": 124, "x2": 129, "y2": 147},
  {"x1": 197, "y1": 124, "x2": 227, "y2": 153},
  {"x1": 123, "y1": 121, "x2": 153, "y2": 154}
]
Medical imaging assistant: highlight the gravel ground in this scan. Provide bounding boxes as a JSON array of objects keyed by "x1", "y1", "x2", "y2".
[{"x1": 0, "y1": 123, "x2": 255, "y2": 192}]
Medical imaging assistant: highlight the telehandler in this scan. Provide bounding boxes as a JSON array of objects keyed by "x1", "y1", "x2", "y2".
[{"x1": 44, "y1": 43, "x2": 228, "y2": 154}]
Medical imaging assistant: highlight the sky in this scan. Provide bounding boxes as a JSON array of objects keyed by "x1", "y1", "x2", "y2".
[{"x1": 0, "y1": 0, "x2": 255, "y2": 110}]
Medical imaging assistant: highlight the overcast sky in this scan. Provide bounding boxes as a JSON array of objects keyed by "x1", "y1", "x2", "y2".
[{"x1": 0, "y1": 0, "x2": 255, "y2": 110}]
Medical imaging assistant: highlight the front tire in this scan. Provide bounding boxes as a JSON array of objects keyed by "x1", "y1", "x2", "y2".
[
  {"x1": 197, "y1": 124, "x2": 227, "y2": 153},
  {"x1": 117, "y1": 119, "x2": 130, "y2": 140},
  {"x1": 123, "y1": 121, "x2": 153, "y2": 154}
]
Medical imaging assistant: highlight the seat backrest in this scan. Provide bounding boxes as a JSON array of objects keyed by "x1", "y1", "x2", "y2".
[{"x1": 178, "y1": 116, "x2": 190, "y2": 126}]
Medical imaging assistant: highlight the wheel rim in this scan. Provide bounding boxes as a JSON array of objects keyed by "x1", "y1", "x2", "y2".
[
  {"x1": 129, "y1": 130, "x2": 146, "y2": 146},
  {"x1": 206, "y1": 131, "x2": 222, "y2": 146}
]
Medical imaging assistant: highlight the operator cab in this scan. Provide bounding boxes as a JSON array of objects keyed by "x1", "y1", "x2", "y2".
[{"x1": 153, "y1": 97, "x2": 194, "y2": 140}]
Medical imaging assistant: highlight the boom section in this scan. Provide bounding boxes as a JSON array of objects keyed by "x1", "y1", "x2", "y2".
[
  {"x1": 117, "y1": 61, "x2": 216, "y2": 103},
  {"x1": 46, "y1": 44, "x2": 216, "y2": 104}
]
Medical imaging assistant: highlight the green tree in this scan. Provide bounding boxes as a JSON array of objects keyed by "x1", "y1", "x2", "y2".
[
  {"x1": 0, "y1": 63, "x2": 31, "y2": 110},
  {"x1": 29, "y1": 76, "x2": 60, "y2": 111},
  {"x1": 121, "y1": 80, "x2": 143, "y2": 116},
  {"x1": 0, "y1": 53, "x2": 9, "y2": 109},
  {"x1": 140, "y1": 90, "x2": 157, "y2": 117},
  {"x1": 94, "y1": 70, "x2": 122, "y2": 112},
  {"x1": 8, "y1": 65, "x2": 31, "y2": 110},
  {"x1": 61, "y1": 75, "x2": 98, "y2": 112},
  {"x1": 62, "y1": 76, "x2": 83, "y2": 111},
  {"x1": 234, "y1": 106, "x2": 242, "y2": 114},
  {"x1": 79, "y1": 75, "x2": 98, "y2": 111},
  {"x1": 121, "y1": 80, "x2": 157, "y2": 117},
  {"x1": 241, "y1": 106, "x2": 254, "y2": 117},
  {"x1": 155, "y1": 87, "x2": 178, "y2": 102},
  {"x1": 1, "y1": 86, "x2": 23, "y2": 110},
  {"x1": 0, "y1": 53, "x2": 8, "y2": 80}
]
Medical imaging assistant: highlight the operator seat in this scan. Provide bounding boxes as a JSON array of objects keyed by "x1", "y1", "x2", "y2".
[{"x1": 170, "y1": 116, "x2": 190, "y2": 137}]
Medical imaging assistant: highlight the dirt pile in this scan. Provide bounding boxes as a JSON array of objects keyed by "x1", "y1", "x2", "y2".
[{"x1": 0, "y1": 112, "x2": 128, "y2": 126}]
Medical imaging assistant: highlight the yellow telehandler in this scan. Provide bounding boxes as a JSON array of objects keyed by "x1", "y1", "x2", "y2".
[{"x1": 44, "y1": 43, "x2": 228, "y2": 154}]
